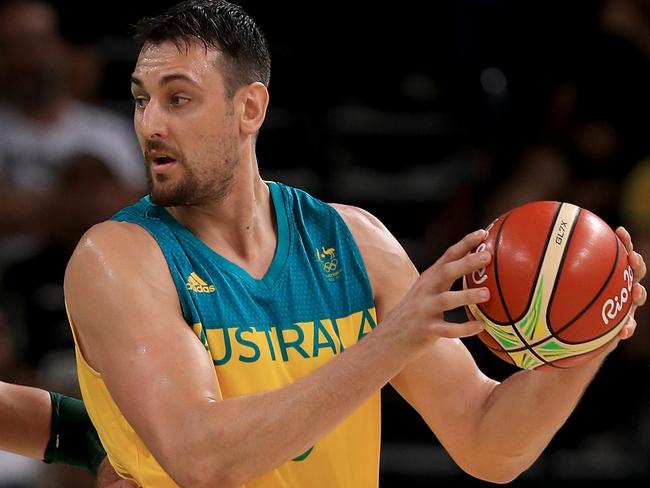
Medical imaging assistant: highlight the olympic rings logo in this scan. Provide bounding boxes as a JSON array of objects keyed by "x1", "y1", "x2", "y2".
[{"x1": 322, "y1": 259, "x2": 338, "y2": 273}]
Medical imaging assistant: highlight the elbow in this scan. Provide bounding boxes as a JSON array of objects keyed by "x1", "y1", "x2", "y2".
[
  {"x1": 458, "y1": 454, "x2": 531, "y2": 484},
  {"x1": 171, "y1": 458, "x2": 242, "y2": 488},
  {"x1": 157, "y1": 444, "x2": 244, "y2": 488},
  {"x1": 473, "y1": 470, "x2": 522, "y2": 485},
  {"x1": 463, "y1": 467, "x2": 522, "y2": 485},
  {"x1": 189, "y1": 473, "x2": 240, "y2": 488},
  {"x1": 153, "y1": 422, "x2": 245, "y2": 487}
]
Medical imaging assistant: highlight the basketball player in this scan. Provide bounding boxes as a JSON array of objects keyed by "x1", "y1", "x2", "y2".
[
  {"x1": 63, "y1": 1, "x2": 648, "y2": 487},
  {"x1": 0, "y1": 381, "x2": 136, "y2": 487}
]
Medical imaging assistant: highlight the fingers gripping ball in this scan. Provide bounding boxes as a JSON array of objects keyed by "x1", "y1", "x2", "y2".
[{"x1": 463, "y1": 201, "x2": 633, "y2": 370}]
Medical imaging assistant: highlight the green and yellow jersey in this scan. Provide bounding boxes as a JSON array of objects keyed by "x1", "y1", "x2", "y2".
[{"x1": 72, "y1": 181, "x2": 381, "y2": 487}]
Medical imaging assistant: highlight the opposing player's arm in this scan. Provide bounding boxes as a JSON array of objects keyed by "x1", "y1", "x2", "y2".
[
  {"x1": 0, "y1": 381, "x2": 51, "y2": 459},
  {"x1": 335, "y1": 204, "x2": 646, "y2": 483},
  {"x1": 66, "y1": 221, "x2": 485, "y2": 488},
  {"x1": 0, "y1": 382, "x2": 136, "y2": 487}
]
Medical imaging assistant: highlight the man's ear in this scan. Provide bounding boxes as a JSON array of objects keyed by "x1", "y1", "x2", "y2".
[{"x1": 239, "y1": 82, "x2": 269, "y2": 135}]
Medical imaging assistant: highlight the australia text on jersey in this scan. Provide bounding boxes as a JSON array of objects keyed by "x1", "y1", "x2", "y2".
[{"x1": 193, "y1": 308, "x2": 377, "y2": 365}]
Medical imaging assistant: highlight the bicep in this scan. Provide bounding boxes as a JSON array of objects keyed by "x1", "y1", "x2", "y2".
[{"x1": 64, "y1": 224, "x2": 221, "y2": 457}]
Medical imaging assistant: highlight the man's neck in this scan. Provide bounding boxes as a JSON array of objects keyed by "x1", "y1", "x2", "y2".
[{"x1": 168, "y1": 175, "x2": 278, "y2": 280}]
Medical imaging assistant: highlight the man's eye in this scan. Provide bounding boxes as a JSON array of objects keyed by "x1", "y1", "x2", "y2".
[
  {"x1": 171, "y1": 95, "x2": 189, "y2": 107},
  {"x1": 133, "y1": 97, "x2": 148, "y2": 109}
]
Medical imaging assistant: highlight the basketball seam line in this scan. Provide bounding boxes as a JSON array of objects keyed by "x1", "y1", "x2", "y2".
[
  {"x1": 546, "y1": 225, "x2": 621, "y2": 344},
  {"x1": 492, "y1": 207, "x2": 552, "y2": 366},
  {"x1": 482, "y1": 202, "x2": 562, "y2": 326}
]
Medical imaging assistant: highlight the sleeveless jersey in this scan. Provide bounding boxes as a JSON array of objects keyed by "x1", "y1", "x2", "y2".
[{"x1": 72, "y1": 181, "x2": 381, "y2": 487}]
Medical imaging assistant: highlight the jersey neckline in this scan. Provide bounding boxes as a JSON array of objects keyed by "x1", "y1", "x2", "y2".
[{"x1": 148, "y1": 181, "x2": 290, "y2": 290}]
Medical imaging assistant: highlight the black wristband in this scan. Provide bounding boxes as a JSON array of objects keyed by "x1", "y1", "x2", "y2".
[{"x1": 42, "y1": 391, "x2": 106, "y2": 476}]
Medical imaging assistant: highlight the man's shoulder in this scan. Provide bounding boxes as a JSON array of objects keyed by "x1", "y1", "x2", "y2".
[
  {"x1": 329, "y1": 203, "x2": 418, "y2": 309},
  {"x1": 329, "y1": 203, "x2": 412, "y2": 265},
  {"x1": 67, "y1": 221, "x2": 162, "y2": 277},
  {"x1": 82, "y1": 219, "x2": 153, "y2": 245},
  {"x1": 329, "y1": 203, "x2": 392, "y2": 246}
]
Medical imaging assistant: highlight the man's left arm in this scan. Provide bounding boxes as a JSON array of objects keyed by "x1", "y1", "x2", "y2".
[
  {"x1": 336, "y1": 204, "x2": 646, "y2": 483},
  {"x1": 393, "y1": 227, "x2": 645, "y2": 482}
]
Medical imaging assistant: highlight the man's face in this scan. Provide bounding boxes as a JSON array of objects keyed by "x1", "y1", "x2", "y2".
[{"x1": 131, "y1": 39, "x2": 240, "y2": 207}]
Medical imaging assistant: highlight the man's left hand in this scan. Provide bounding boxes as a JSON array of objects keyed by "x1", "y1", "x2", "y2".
[{"x1": 616, "y1": 226, "x2": 647, "y2": 339}]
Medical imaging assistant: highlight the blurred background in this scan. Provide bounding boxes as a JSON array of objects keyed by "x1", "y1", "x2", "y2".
[{"x1": 0, "y1": 0, "x2": 648, "y2": 486}]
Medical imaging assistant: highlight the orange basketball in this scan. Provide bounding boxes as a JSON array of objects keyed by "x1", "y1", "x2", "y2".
[{"x1": 463, "y1": 201, "x2": 633, "y2": 370}]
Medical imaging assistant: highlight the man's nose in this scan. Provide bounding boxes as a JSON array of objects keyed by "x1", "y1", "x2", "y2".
[{"x1": 139, "y1": 101, "x2": 168, "y2": 140}]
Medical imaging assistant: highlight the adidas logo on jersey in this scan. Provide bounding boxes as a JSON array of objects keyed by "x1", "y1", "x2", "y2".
[{"x1": 186, "y1": 272, "x2": 216, "y2": 293}]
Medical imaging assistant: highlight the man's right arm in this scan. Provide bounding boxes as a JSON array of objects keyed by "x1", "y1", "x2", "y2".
[{"x1": 64, "y1": 221, "x2": 488, "y2": 488}]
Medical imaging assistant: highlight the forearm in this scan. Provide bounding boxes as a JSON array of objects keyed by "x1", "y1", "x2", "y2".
[
  {"x1": 0, "y1": 381, "x2": 51, "y2": 459},
  {"x1": 475, "y1": 351, "x2": 608, "y2": 477},
  {"x1": 164, "y1": 326, "x2": 414, "y2": 488}
]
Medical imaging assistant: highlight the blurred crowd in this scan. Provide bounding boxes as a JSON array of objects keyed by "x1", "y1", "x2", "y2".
[
  {"x1": 0, "y1": 0, "x2": 648, "y2": 486},
  {"x1": 0, "y1": 0, "x2": 144, "y2": 486}
]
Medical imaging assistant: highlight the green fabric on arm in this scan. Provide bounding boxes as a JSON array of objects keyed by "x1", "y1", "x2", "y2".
[{"x1": 42, "y1": 391, "x2": 106, "y2": 476}]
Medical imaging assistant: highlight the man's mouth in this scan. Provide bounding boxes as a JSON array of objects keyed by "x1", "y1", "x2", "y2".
[
  {"x1": 149, "y1": 151, "x2": 178, "y2": 173},
  {"x1": 154, "y1": 156, "x2": 177, "y2": 165}
]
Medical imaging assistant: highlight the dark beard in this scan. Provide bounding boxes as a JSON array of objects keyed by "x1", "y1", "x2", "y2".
[{"x1": 148, "y1": 162, "x2": 236, "y2": 208}]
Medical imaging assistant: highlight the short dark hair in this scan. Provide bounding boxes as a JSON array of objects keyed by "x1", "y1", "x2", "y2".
[{"x1": 133, "y1": 0, "x2": 271, "y2": 97}]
